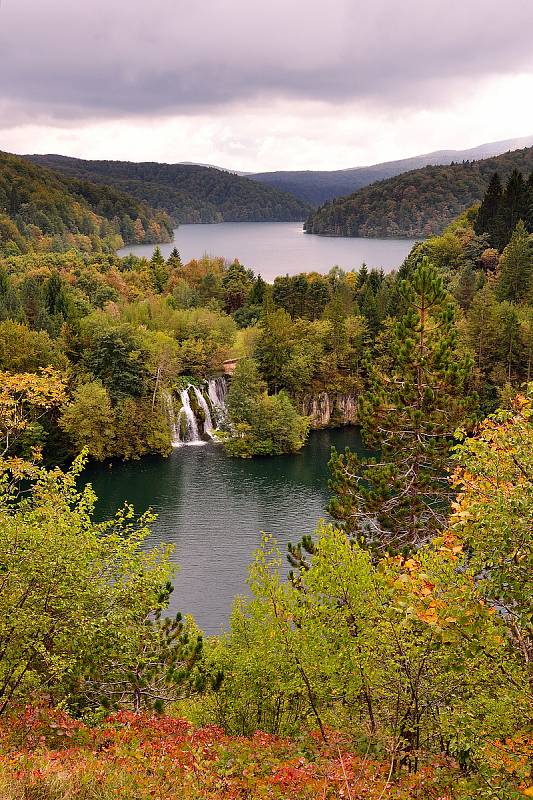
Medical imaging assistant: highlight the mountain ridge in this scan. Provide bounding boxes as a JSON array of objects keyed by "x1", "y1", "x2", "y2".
[
  {"x1": 247, "y1": 135, "x2": 533, "y2": 204},
  {"x1": 24, "y1": 155, "x2": 311, "y2": 225},
  {"x1": 304, "y1": 145, "x2": 533, "y2": 239}
]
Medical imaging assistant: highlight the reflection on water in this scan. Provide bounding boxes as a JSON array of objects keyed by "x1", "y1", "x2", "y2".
[{"x1": 84, "y1": 427, "x2": 367, "y2": 634}]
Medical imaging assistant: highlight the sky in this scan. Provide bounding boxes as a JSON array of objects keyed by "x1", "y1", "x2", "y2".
[{"x1": 0, "y1": 0, "x2": 532, "y2": 172}]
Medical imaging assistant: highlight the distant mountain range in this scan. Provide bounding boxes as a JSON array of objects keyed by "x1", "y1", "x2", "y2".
[
  {"x1": 247, "y1": 135, "x2": 533, "y2": 205},
  {"x1": 304, "y1": 146, "x2": 533, "y2": 239},
  {"x1": 25, "y1": 155, "x2": 311, "y2": 225}
]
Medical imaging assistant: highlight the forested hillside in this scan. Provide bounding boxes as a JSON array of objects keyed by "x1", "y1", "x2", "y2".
[
  {"x1": 0, "y1": 151, "x2": 173, "y2": 255},
  {"x1": 25, "y1": 155, "x2": 312, "y2": 224},
  {"x1": 249, "y1": 135, "x2": 533, "y2": 204},
  {"x1": 0, "y1": 172, "x2": 531, "y2": 798},
  {"x1": 305, "y1": 146, "x2": 533, "y2": 238}
]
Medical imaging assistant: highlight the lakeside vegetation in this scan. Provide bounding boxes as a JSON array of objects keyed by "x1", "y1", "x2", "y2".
[
  {"x1": 0, "y1": 151, "x2": 174, "y2": 254},
  {"x1": 0, "y1": 163, "x2": 532, "y2": 797},
  {"x1": 26, "y1": 154, "x2": 313, "y2": 224},
  {"x1": 304, "y1": 146, "x2": 533, "y2": 238}
]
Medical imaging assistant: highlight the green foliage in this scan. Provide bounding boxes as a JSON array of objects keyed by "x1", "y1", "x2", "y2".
[
  {"x1": 0, "y1": 151, "x2": 173, "y2": 255},
  {"x1": 0, "y1": 456, "x2": 176, "y2": 714},
  {"x1": 451, "y1": 388, "x2": 533, "y2": 673},
  {"x1": 328, "y1": 257, "x2": 475, "y2": 550},
  {"x1": 59, "y1": 381, "x2": 115, "y2": 460},
  {"x1": 496, "y1": 220, "x2": 533, "y2": 302},
  {"x1": 475, "y1": 169, "x2": 533, "y2": 250},
  {"x1": 208, "y1": 524, "x2": 527, "y2": 780},
  {"x1": 224, "y1": 358, "x2": 310, "y2": 457},
  {"x1": 0, "y1": 321, "x2": 65, "y2": 372},
  {"x1": 26, "y1": 155, "x2": 312, "y2": 224},
  {"x1": 305, "y1": 146, "x2": 533, "y2": 238}
]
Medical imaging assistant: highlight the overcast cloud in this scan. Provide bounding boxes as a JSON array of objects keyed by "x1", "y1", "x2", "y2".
[{"x1": 0, "y1": 0, "x2": 532, "y2": 170}]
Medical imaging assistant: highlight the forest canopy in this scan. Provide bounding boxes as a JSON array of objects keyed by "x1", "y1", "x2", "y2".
[
  {"x1": 305, "y1": 146, "x2": 533, "y2": 238},
  {"x1": 25, "y1": 155, "x2": 313, "y2": 224}
]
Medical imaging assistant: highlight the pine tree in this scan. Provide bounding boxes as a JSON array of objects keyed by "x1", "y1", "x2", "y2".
[
  {"x1": 475, "y1": 172, "x2": 505, "y2": 249},
  {"x1": 503, "y1": 169, "x2": 528, "y2": 238},
  {"x1": 328, "y1": 256, "x2": 475, "y2": 552},
  {"x1": 496, "y1": 220, "x2": 532, "y2": 303},
  {"x1": 167, "y1": 247, "x2": 182, "y2": 268}
]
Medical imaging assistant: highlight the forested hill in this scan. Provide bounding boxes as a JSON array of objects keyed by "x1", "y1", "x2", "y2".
[
  {"x1": 25, "y1": 155, "x2": 312, "y2": 224},
  {"x1": 0, "y1": 151, "x2": 173, "y2": 255},
  {"x1": 304, "y1": 146, "x2": 533, "y2": 239},
  {"x1": 249, "y1": 134, "x2": 533, "y2": 204}
]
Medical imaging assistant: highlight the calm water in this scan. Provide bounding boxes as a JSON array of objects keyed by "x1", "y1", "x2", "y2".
[
  {"x1": 118, "y1": 223, "x2": 416, "y2": 280},
  {"x1": 85, "y1": 427, "x2": 366, "y2": 634}
]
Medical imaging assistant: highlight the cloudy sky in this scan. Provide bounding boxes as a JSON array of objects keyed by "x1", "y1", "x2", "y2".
[{"x1": 0, "y1": 0, "x2": 532, "y2": 171}]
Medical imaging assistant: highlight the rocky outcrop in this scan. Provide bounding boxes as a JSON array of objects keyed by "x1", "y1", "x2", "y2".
[{"x1": 302, "y1": 392, "x2": 358, "y2": 428}]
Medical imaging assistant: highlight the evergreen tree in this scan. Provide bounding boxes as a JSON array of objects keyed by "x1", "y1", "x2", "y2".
[
  {"x1": 475, "y1": 172, "x2": 505, "y2": 248},
  {"x1": 496, "y1": 220, "x2": 532, "y2": 303},
  {"x1": 328, "y1": 257, "x2": 475, "y2": 552},
  {"x1": 248, "y1": 275, "x2": 266, "y2": 306},
  {"x1": 503, "y1": 169, "x2": 528, "y2": 237},
  {"x1": 167, "y1": 247, "x2": 182, "y2": 268}
]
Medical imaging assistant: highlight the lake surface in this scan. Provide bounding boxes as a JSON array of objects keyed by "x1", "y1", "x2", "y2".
[
  {"x1": 85, "y1": 427, "x2": 366, "y2": 635},
  {"x1": 118, "y1": 223, "x2": 416, "y2": 280}
]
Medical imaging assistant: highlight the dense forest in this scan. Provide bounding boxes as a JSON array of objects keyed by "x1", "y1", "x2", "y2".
[
  {"x1": 25, "y1": 154, "x2": 312, "y2": 224},
  {"x1": 0, "y1": 151, "x2": 174, "y2": 254},
  {"x1": 305, "y1": 145, "x2": 533, "y2": 238},
  {"x1": 250, "y1": 134, "x2": 533, "y2": 204},
  {"x1": 0, "y1": 187, "x2": 531, "y2": 797}
]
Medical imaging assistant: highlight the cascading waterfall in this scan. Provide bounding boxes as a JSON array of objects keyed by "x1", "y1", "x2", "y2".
[
  {"x1": 177, "y1": 387, "x2": 201, "y2": 444},
  {"x1": 207, "y1": 377, "x2": 228, "y2": 425},
  {"x1": 163, "y1": 378, "x2": 228, "y2": 447},
  {"x1": 192, "y1": 386, "x2": 214, "y2": 437}
]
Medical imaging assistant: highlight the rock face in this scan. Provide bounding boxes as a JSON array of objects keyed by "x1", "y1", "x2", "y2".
[{"x1": 302, "y1": 392, "x2": 358, "y2": 428}]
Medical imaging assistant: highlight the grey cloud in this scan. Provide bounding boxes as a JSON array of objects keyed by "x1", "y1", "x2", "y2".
[{"x1": 0, "y1": 0, "x2": 532, "y2": 124}]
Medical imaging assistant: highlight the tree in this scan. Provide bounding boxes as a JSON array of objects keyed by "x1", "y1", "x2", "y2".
[
  {"x1": 222, "y1": 260, "x2": 254, "y2": 313},
  {"x1": 328, "y1": 257, "x2": 475, "y2": 551},
  {"x1": 496, "y1": 220, "x2": 532, "y2": 303},
  {"x1": 451, "y1": 387, "x2": 533, "y2": 678},
  {"x1": 0, "y1": 321, "x2": 64, "y2": 373},
  {"x1": 254, "y1": 307, "x2": 294, "y2": 392},
  {"x1": 167, "y1": 247, "x2": 182, "y2": 268},
  {"x1": 82, "y1": 324, "x2": 150, "y2": 399},
  {"x1": 0, "y1": 457, "x2": 174, "y2": 714},
  {"x1": 226, "y1": 357, "x2": 266, "y2": 426},
  {"x1": 224, "y1": 358, "x2": 309, "y2": 458},
  {"x1": 475, "y1": 172, "x2": 504, "y2": 247},
  {"x1": 0, "y1": 367, "x2": 66, "y2": 458},
  {"x1": 213, "y1": 523, "x2": 525, "y2": 780},
  {"x1": 59, "y1": 381, "x2": 115, "y2": 461},
  {"x1": 150, "y1": 246, "x2": 170, "y2": 293}
]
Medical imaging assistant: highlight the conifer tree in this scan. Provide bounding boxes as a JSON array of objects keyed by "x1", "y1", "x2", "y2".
[
  {"x1": 475, "y1": 172, "x2": 505, "y2": 249},
  {"x1": 327, "y1": 256, "x2": 475, "y2": 552},
  {"x1": 167, "y1": 247, "x2": 182, "y2": 267},
  {"x1": 496, "y1": 220, "x2": 533, "y2": 303}
]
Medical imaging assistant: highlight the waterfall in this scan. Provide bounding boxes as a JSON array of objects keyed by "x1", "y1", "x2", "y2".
[
  {"x1": 177, "y1": 387, "x2": 202, "y2": 445},
  {"x1": 207, "y1": 377, "x2": 228, "y2": 425},
  {"x1": 162, "y1": 390, "x2": 180, "y2": 447},
  {"x1": 163, "y1": 379, "x2": 227, "y2": 447},
  {"x1": 192, "y1": 385, "x2": 214, "y2": 437}
]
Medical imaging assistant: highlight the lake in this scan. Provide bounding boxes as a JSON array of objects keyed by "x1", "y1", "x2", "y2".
[
  {"x1": 118, "y1": 222, "x2": 416, "y2": 280},
  {"x1": 85, "y1": 427, "x2": 367, "y2": 635}
]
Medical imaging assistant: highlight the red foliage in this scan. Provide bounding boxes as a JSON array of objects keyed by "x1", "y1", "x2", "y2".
[{"x1": 0, "y1": 707, "x2": 456, "y2": 799}]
